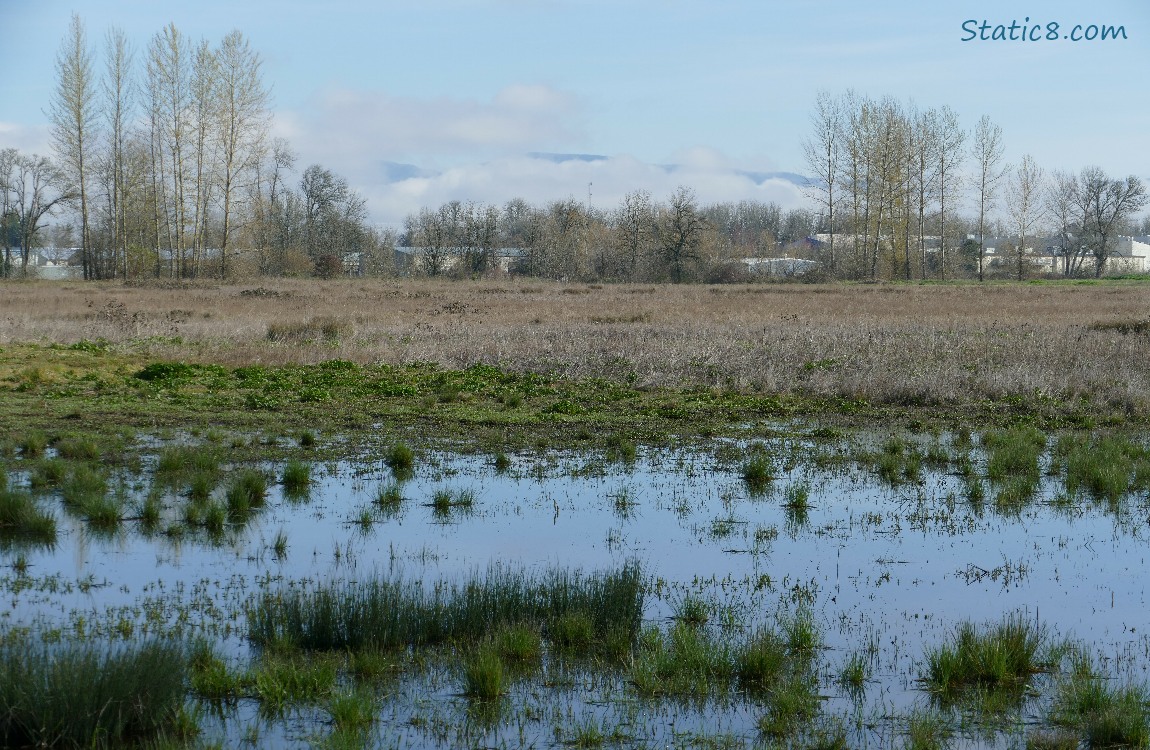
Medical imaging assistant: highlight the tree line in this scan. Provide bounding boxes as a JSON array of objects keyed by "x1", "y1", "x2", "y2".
[
  {"x1": 3, "y1": 18, "x2": 1148, "y2": 282},
  {"x1": 1, "y1": 14, "x2": 389, "y2": 280},
  {"x1": 803, "y1": 90, "x2": 1148, "y2": 280}
]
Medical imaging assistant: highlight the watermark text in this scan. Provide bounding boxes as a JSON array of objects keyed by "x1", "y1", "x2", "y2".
[{"x1": 961, "y1": 18, "x2": 1128, "y2": 42}]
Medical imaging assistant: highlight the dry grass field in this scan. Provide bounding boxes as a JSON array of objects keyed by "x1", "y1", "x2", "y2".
[{"x1": 2, "y1": 278, "x2": 1149, "y2": 415}]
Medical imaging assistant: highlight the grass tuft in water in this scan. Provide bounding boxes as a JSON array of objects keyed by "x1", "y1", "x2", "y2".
[
  {"x1": 327, "y1": 689, "x2": 377, "y2": 730},
  {"x1": 756, "y1": 674, "x2": 822, "y2": 739},
  {"x1": 281, "y1": 460, "x2": 311, "y2": 493},
  {"x1": 742, "y1": 455, "x2": 774, "y2": 494},
  {"x1": 53, "y1": 434, "x2": 101, "y2": 461},
  {"x1": 905, "y1": 706, "x2": 954, "y2": 750},
  {"x1": 248, "y1": 563, "x2": 643, "y2": 656},
  {"x1": 28, "y1": 458, "x2": 67, "y2": 489},
  {"x1": 924, "y1": 612, "x2": 1050, "y2": 705},
  {"x1": 1049, "y1": 655, "x2": 1150, "y2": 749},
  {"x1": 632, "y1": 621, "x2": 734, "y2": 698},
  {"x1": 227, "y1": 469, "x2": 267, "y2": 517},
  {"x1": 463, "y1": 647, "x2": 505, "y2": 700},
  {"x1": 385, "y1": 443, "x2": 414, "y2": 478},
  {"x1": 0, "y1": 485, "x2": 57, "y2": 543},
  {"x1": 18, "y1": 432, "x2": 48, "y2": 459},
  {"x1": 983, "y1": 425, "x2": 1045, "y2": 483},
  {"x1": 493, "y1": 624, "x2": 542, "y2": 664},
  {"x1": 0, "y1": 639, "x2": 188, "y2": 748}
]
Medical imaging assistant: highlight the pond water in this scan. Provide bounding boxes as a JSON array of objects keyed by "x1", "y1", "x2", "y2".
[{"x1": 3, "y1": 432, "x2": 1150, "y2": 748}]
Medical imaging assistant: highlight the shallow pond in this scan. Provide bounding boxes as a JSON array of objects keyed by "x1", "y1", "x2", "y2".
[{"x1": 3, "y1": 431, "x2": 1150, "y2": 748}]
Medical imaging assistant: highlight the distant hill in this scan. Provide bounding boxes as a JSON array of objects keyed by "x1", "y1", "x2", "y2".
[{"x1": 377, "y1": 153, "x2": 813, "y2": 188}]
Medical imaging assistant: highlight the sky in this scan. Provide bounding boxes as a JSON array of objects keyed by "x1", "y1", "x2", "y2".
[{"x1": 1, "y1": 0, "x2": 1147, "y2": 228}]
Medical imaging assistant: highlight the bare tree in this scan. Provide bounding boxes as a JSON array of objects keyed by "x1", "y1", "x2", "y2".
[
  {"x1": 49, "y1": 13, "x2": 99, "y2": 279},
  {"x1": 656, "y1": 186, "x2": 709, "y2": 283},
  {"x1": 971, "y1": 115, "x2": 1008, "y2": 281},
  {"x1": 147, "y1": 23, "x2": 193, "y2": 277},
  {"x1": 100, "y1": 26, "x2": 136, "y2": 279},
  {"x1": 1046, "y1": 170, "x2": 1088, "y2": 277},
  {"x1": 188, "y1": 38, "x2": 220, "y2": 276},
  {"x1": 802, "y1": 91, "x2": 842, "y2": 275},
  {"x1": 1076, "y1": 167, "x2": 1148, "y2": 277},
  {"x1": 1004, "y1": 154, "x2": 1045, "y2": 280},
  {"x1": 214, "y1": 30, "x2": 270, "y2": 277},
  {"x1": 405, "y1": 207, "x2": 450, "y2": 276},
  {"x1": 910, "y1": 107, "x2": 940, "y2": 279},
  {"x1": 934, "y1": 106, "x2": 965, "y2": 279},
  {"x1": 9, "y1": 153, "x2": 75, "y2": 275},
  {"x1": 462, "y1": 202, "x2": 501, "y2": 275},
  {"x1": 0, "y1": 148, "x2": 17, "y2": 276},
  {"x1": 610, "y1": 189, "x2": 655, "y2": 280}
]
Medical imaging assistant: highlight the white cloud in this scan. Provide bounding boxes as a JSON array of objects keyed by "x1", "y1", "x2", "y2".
[
  {"x1": 275, "y1": 83, "x2": 582, "y2": 176},
  {"x1": 358, "y1": 153, "x2": 810, "y2": 228},
  {"x1": 0, "y1": 122, "x2": 51, "y2": 155},
  {"x1": 272, "y1": 84, "x2": 808, "y2": 228}
]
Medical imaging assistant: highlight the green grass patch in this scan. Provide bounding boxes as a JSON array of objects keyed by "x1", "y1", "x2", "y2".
[
  {"x1": 983, "y1": 425, "x2": 1046, "y2": 483},
  {"x1": 281, "y1": 460, "x2": 311, "y2": 493},
  {"x1": 0, "y1": 640, "x2": 188, "y2": 748},
  {"x1": 248, "y1": 563, "x2": 643, "y2": 655},
  {"x1": 463, "y1": 647, "x2": 505, "y2": 700},
  {"x1": 0, "y1": 485, "x2": 57, "y2": 545},
  {"x1": 924, "y1": 612, "x2": 1051, "y2": 706}
]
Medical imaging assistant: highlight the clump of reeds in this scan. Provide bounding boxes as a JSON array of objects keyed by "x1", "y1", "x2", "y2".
[
  {"x1": 605, "y1": 434, "x2": 638, "y2": 463},
  {"x1": 281, "y1": 460, "x2": 311, "y2": 494},
  {"x1": 924, "y1": 612, "x2": 1050, "y2": 703},
  {"x1": 18, "y1": 432, "x2": 48, "y2": 459},
  {"x1": 226, "y1": 469, "x2": 267, "y2": 520},
  {"x1": 327, "y1": 689, "x2": 377, "y2": 731},
  {"x1": 631, "y1": 621, "x2": 734, "y2": 698},
  {"x1": 266, "y1": 316, "x2": 353, "y2": 343},
  {"x1": 872, "y1": 435, "x2": 924, "y2": 486},
  {"x1": 904, "y1": 706, "x2": 954, "y2": 750},
  {"x1": 742, "y1": 455, "x2": 774, "y2": 494},
  {"x1": 60, "y1": 465, "x2": 108, "y2": 507},
  {"x1": 28, "y1": 458, "x2": 67, "y2": 489},
  {"x1": 430, "y1": 487, "x2": 476, "y2": 518},
  {"x1": 982, "y1": 425, "x2": 1046, "y2": 483},
  {"x1": 385, "y1": 442, "x2": 414, "y2": 478},
  {"x1": 247, "y1": 563, "x2": 643, "y2": 656},
  {"x1": 1048, "y1": 653, "x2": 1150, "y2": 749},
  {"x1": 0, "y1": 484, "x2": 57, "y2": 544},
  {"x1": 53, "y1": 434, "x2": 101, "y2": 461},
  {"x1": 493, "y1": 624, "x2": 542, "y2": 664},
  {"x1": 154, "y1": 444, "x2": 221, "y2": 484},
  {"x1": 463, "y1": 647, "x2": 505, "y2": 700},
  {"x1": 1060, "y1": 434, "x2": 1149, "y2": 505},
  {"x1": 0, "y1": 640, "x2": 188, "y2": 748}
]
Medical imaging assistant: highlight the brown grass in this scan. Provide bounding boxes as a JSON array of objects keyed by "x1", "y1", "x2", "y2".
[{"x1": 2, "y1": 278, "x2": 1149, "y2": 412}]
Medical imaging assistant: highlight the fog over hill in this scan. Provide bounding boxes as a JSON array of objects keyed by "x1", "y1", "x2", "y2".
[{"x1": 363, "y1": 151, "x2": 811, "y2": 227}]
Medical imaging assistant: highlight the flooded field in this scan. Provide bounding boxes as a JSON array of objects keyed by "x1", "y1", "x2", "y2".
[{"x1": 3, "y1": 426, "x2": 1150, "y2": 749}]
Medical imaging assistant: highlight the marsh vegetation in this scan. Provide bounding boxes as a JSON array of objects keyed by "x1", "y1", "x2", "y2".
[{"x1": 2, "y1": 279, "x2": 1150, "y2": 747}]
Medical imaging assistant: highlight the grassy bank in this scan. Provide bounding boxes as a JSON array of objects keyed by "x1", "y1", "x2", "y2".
[{"x1": 3, "y1": 279, "x2": 1150, "y2": 445}]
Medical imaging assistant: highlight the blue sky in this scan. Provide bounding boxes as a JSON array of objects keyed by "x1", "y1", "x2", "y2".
[{"x1": 2, "y1": 0, "x2": 1147, "y2": 226}]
